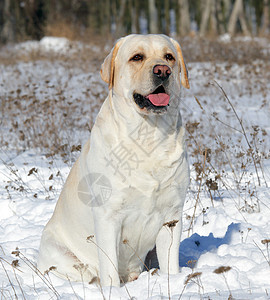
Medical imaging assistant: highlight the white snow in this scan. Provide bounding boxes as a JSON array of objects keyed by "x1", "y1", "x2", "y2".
[{"x1": 0, "y1": 37, "x2": 270, "y2": 299}]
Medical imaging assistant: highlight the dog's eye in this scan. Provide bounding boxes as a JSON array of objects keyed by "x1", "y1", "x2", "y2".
[
  {"x1": 165, "y1": 54, "x2": 175, "y2": 61},
  {"x1": 130, "y1": 54, "x2": 144, "y2": 61}
]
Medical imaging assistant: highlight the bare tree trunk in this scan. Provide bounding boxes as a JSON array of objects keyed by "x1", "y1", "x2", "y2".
[
  {"x1": 1, "y1": 0, "x2": 14, "y2": 42},
  {"x1": 223, "y1": 0, "x2": 231, "y2": 32},
  {"x1": 216, "y1": 0, "x2": 225, "y2": 34},
  {"x1": 178, "y1": 0, "x2": 190, "y2": 36},
  {"x1": 111, "y1": 0, "x2": 117, "y2": 36},
  {"x1": 165, "y1": 0, "x2": 170, "y2": 35},
  {"x1": 88, "y1": 0, "x2": 99, "y2": 33},
  {"x1": 260, "y1": 0, "x2": 269, "y2": 36},
  {"x1": 149, "y1": 0, "x2": 158, "y2": 34},
  {"x1": 238, "y1": 1, "x2": 250, "y2": 35},
  {"x1": 227, "y1": 0, "x2": 239, "y2": 35},
  {"x1": 126, "y1": 0, "x2": 132, "y2": 33},
  {"x1": 134, "y1": 0, "x2": 140, "y2": 33},
  {"x1": 199, "y1": 0, "x2": 211, "y2": 36},
  {"x1": 115, "y1": 0, "x2": 127, "y2": 37},
  {"x1": 102, "y1": 0, "x2": 111, "y2": 36},
  {"x1": 209, "y1": 0, "x2": 217, "y2": 35},
  {"x1": 224, "y1": 0, "x2": 231, "y2": 17},
  {"x1": 228, "y1": 0, "x2": 250, "y2": 36},
  {"x1": 200, "y1": 0, "x2": 218, "y2": 36},
  {"x1": 156, "y1": 0, "x2": 163, "y2": 33}
]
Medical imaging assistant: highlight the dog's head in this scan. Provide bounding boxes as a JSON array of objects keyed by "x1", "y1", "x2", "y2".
[{"x1": 100, "y1": 34, "x2": 189, "y2": 115}]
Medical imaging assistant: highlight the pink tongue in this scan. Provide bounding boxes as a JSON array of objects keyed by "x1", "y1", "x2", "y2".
[{"x1": 147, "y1": 93, "x2": 170, "y2": 106}]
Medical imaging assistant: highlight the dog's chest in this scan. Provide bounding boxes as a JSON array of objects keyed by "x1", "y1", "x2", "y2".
[
  {"x1": 101, "y1": 129, "x2": 187, "y2": 211},
  {"x1": 107, "y1": 134, "x2": 184, "y2": 182}
]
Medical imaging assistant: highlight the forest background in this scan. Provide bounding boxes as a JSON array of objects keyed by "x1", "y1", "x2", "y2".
[{"x1": 0, "y1": 0, "x2": 269, "y2": 44}]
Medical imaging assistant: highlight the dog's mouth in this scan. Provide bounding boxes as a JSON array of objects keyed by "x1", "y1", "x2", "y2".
[{"x1": 133, "y1": 86, "x2": 170, "y2": 112}]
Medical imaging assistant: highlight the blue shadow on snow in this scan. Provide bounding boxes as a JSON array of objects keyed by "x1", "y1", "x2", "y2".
[
  {"x1": 179, "y1": 222, "x2": 240, "y2": 268},
  {"x1": 144, "y1": 222, "x2": 240, "y2": 270}
]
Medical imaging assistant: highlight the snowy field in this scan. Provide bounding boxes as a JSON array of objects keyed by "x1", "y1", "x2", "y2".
[{"x1": 0, "y1": 36, "x2": 269, "y2": 299}]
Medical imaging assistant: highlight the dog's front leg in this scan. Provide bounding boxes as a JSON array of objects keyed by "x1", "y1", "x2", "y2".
[
  {"x1": 94, "y1": 210, "x2": 121, "y2": 287},
  {"x1": 156, "y1": 216, "x2": 182, "y2": 274}
]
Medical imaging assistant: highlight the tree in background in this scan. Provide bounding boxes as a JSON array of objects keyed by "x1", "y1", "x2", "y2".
[
  {"x1": 260, "y1": 0, "x2": 269, "y2": 35},
  {"x1": 0, "y1": 0, "x2": 46, "y2": 43},
  {"x1": 149, "y1": 0, "x2": 158, "y2": 34},
  {"x1": 178, "y1": 0, "x2": 190, "y2": 36},
  {"x1": 228, "y1": 0, "x2": 250, "y2": 35},
  {"x1": 0, "y1": 0, "x2": 269, "y2": 43}
]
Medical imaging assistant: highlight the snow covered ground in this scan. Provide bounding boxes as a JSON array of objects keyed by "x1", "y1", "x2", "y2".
[{"x1": 0, "y1": 37, "x2": 269, "y2": 299}]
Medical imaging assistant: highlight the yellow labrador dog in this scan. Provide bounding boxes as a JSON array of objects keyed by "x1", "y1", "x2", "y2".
[{"x1": 38, "y1": 34, "x2": 190, "y2": 287}]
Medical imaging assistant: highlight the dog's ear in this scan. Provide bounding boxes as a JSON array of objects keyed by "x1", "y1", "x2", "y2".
[
  {"x1": 100, "y1": 38, "x2": 124, "y2": 89},
  {"x1": 170, "y1": 38, "x2": 190, "y2": 89}
]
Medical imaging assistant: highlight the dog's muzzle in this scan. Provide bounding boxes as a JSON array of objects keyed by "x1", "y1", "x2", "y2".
[{"x1": 133, "y1": 85, "x2": 170, "y2": 113}]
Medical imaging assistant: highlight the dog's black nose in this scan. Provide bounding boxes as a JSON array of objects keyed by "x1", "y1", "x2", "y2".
[{"x1": 153, "y1": 65, "x2": 171, "y2": 81}]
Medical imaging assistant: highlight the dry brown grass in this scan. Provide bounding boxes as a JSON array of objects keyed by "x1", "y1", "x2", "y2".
[
  {"x1": 45, "y1": 20, "x2": 113, "y2": 46},
  {"x1": 182, "y1": 36, "x2": 270, "y2": 64},
  {"x1": 45, "y1": 20, "x2": 80, "y2": 41}
]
